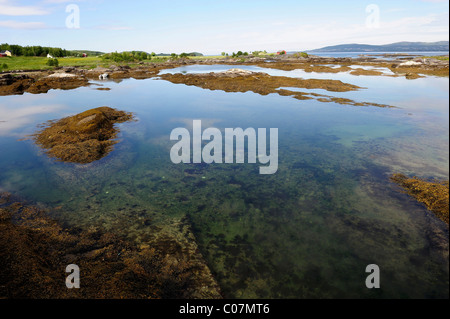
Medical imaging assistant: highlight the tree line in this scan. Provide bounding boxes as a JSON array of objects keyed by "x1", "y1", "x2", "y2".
[{"x1": 0, "y1": 43, "x2": 74, "y2": 57}]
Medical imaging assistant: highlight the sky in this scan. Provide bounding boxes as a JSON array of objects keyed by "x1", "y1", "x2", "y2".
[{"x1": 0, "y1": 0, "x2": 448, "y2": 55}]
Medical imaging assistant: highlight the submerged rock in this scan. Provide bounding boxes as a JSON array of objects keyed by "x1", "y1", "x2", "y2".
[
  {"x1": 0, "y1": 192, "x2": 222, "y2": 299},
  {"x1": 33, "y1": 107, "x2": 135, "y2": 164}
]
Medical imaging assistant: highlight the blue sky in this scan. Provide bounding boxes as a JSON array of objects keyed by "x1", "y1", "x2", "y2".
[{"x1": 0, "y1": 0, "x2": 448, "y2": 54}]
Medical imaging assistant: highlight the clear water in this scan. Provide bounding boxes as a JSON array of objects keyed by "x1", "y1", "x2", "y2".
[{"x1": 0, "y1": 66, "x2": 448, "y2": 298}]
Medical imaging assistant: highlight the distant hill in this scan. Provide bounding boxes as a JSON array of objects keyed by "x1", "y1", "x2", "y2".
[{"x1": 310, "y1": 41, "x2": 449, "y2": 52}]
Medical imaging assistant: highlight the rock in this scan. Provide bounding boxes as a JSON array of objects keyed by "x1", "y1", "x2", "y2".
[
  {"x1": 99, "y1": 73, "x2": 109, "y2": 80},
  {"x1": 399, "y1": 60, "x2": 422, "y2": 67},
  {"x1": 33, "y1": 107, "x2": 135, "y2": 164},
  {"x1": 405, "y1": 73, "x2": 423, "y2": 80},
  {"x1": 0, "y1": 72, "x2": 89, "y2": 95},
  {"x1": 213, "y1": 68, "x2": 268, "y2": 78},
  {"x1": 47, "y1": 72, "x2": 78, "y2": 78}
]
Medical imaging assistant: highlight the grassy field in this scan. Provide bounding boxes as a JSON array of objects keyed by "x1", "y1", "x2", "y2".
[
  {"x1": 0, "y1": 56, "x2": 103, "y2": 71},
  {"x1": 422, "y1": 55, "x2": 449, "y2": 61},
  {"x1": 0, "y1": 55, "x2": 180, "y2": 72},
  {"x1": 0, "y1": 54, "x2": 235, "y2": 72}
]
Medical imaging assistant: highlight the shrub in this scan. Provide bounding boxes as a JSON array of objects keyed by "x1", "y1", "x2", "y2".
[
  {"x1": 293, "y1": 52, "x2": 309, "y2": 58},
  {"x1": 47, "y1": 58, "x2": 59, "y2": 67},
  {"x1": 231, "y1": 51, "x2": 249, "y2": 58},
  {"x1": 101, "y1": 51, "x2": 148, "y2": 63}
]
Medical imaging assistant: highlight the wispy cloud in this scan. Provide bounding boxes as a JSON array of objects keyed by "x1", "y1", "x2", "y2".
[
  {"x1": 0, "y1": 20, "x2": 48, "y2": 29},
  {"x1": 0, "y1": 0, "x2": 49, "y2": 16}
]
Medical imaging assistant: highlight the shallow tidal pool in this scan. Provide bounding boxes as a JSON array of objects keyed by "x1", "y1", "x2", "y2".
[{"x1": 0, "y1": 66, "x2": 448, "y2": 298}]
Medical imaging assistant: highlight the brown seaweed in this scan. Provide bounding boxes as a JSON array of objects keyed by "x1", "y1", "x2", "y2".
[
  {"x1": 391, "y1": 174, "x2": 449, "y2": 225},
  {"x1": 33, "y1": 107, "x2": 134, "y2": 164}
]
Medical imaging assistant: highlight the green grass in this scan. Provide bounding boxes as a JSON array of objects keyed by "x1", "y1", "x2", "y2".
[
  {"x1": 0, "y1": 56, "x2": 103, "y2": 71},
  {"x1": 0, "y1": 56, "x2": 174, "y2": 71},
  {"x1": 0, "y1": 55, "x2": 245, "y2": 72},
  {"x1": 422, "y1": 56, "x2": 449, "y2": 61}
]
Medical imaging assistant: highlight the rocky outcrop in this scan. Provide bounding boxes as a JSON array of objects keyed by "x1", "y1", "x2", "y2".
[
  {"x1": 159, "y1": 69, "x2": 394, "y2": 108},
  {"x1": 0, "y1": 72, "x2": 89, "y2": 96},
  {"x1": 33, "y1": 107, "x2": 135, "y2": 164},
  {"x1": 1, "y1": 55, "x2": 447, "y2": 97},
  {"x1": 160, "y1": 69, "x2": 361, "y2": 93}
]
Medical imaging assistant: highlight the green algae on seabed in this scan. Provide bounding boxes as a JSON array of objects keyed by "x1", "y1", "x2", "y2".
[{"x1": 32, "y1": 129, "x2": 448, "y2": 299}]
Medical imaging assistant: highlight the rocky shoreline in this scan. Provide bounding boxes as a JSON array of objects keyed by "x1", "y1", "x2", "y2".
[
  {"x1": 159, "y1": 68, "x2": 395, "y2": 108},
  {"x1": 0, "y1": 55, "x2": 447, "y2": 97}
]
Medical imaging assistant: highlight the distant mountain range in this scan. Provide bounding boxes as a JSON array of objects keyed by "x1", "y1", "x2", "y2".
[{"x1": 309, "y1": 41, "x2": 449, "y2": 52}]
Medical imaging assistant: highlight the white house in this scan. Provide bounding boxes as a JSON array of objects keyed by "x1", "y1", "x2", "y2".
[{"x1": 47, "y1": 53, "x2": 54, "y2": 59}]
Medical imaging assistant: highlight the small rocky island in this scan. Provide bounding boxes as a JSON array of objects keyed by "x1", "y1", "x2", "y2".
[{"x1": 34, "y1": 107, "x2": 134, "y2": 164}]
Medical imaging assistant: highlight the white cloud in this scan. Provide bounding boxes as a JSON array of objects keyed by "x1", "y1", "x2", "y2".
[
  {"x1": 0, "y1": 1, "x2": 49, "y2": 16},
  {"x1": 0, "y1": 20, "x2": 48, "y2": 29}
]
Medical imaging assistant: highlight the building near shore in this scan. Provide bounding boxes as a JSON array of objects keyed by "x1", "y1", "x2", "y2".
[{"x1": 0, "y1": 50, "x2": 12, "y2": 57}]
